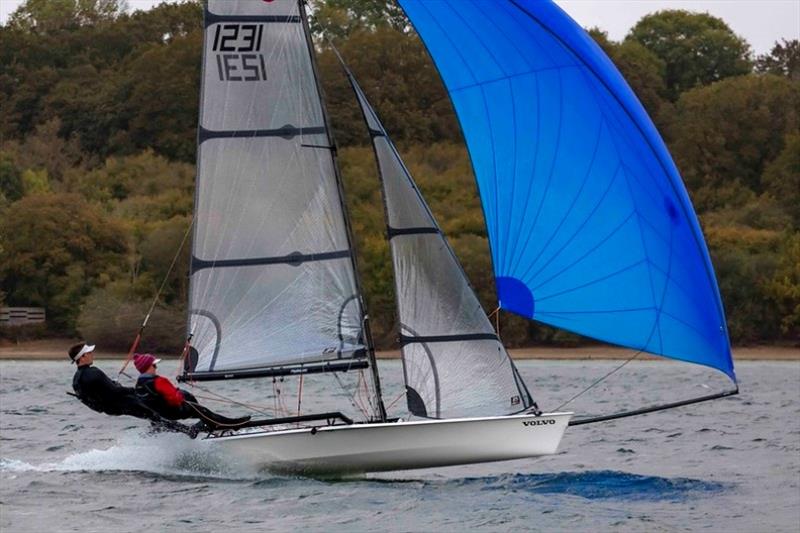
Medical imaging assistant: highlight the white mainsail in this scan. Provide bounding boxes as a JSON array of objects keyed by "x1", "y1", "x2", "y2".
[{"x1": 187, "y1": 0, "x2": 366, "y2": 376}]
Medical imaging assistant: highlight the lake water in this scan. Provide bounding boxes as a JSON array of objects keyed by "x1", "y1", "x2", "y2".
[{"x1": 1, "y1": 359, "x2": 798, "y2": 532}]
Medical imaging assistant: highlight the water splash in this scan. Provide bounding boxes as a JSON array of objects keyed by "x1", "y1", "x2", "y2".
[{"x1": 1, "y1": 431, "x2": 261, "y2": 481}]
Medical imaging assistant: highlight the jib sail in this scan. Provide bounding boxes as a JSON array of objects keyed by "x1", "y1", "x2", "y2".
[{"x1": 344, "y1": 62, "x2": 534, "y2": 418}]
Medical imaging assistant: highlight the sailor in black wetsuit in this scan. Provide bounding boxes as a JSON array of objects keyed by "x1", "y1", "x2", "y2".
[{"x1": 69, "y1": 342, "x2": 155, "y2": 419}]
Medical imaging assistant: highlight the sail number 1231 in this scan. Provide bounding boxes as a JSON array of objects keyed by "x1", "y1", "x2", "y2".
[{"x1": 212, "y1": 24, "x2": 267, "y2": 82}]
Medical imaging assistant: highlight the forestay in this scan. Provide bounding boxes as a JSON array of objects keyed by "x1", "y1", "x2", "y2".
[
  {"x1": 344, "y1": 66, "x2": 533, "y2": 418},
  {"x1": 186, "y1": 0, "x2": 365, "y2": 377},
  {"x1": 398, "y1": 0, "x2": 735, "y2": 381}
]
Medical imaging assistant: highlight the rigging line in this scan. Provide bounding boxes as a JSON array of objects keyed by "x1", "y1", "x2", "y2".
[
  {"x1": 488, "y1": 306, "x2": 501, "y2": 336},
  {"x1": 118, "y1": 215, "x2": 195, "y2": 376},
  {"x1": 385, "y1": 391, "x2": 406, "y2": 411},
  {"x1": 351, "y1": 369, "x2": 371, "y2": 416},
  {"x1": 188, "y1": 393, "x2": 279, "y2": 415},
  {"x1": 359, "y1": 367, "x2": 377, "y2": 414},
  {"x1": 554, "y1": 349, "x2": 642, "y2": 411},
  {"x1": 332, "y1": 370, "x2": 370, "y2": 419},
  {"x1": 186, "y1": 382, "x2": 277, "y2": 417},
  {"x1": 296, "y1": 373, "x2": 304, "y2": 419}
]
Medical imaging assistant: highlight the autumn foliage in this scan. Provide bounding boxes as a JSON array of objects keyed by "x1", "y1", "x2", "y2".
[{"x1": 1, "y1": 1, "x2": 797, "y2": 350}]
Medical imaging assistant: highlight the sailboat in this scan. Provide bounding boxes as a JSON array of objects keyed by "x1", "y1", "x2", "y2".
[{"x1": 173, "y1": 0, "x2": 737, "y2": 475}]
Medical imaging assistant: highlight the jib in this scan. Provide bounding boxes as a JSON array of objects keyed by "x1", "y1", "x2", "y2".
[{"x1": 523, "y1": 419, "x2": 555, "y2": 426}]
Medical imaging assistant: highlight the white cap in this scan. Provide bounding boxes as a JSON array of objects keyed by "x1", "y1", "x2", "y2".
[{"x1": 72, "y1": 343, "x2": 95, "y2": 363}]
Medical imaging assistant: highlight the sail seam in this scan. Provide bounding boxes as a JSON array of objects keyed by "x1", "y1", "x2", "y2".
[
  {"x1": 508, "y1": 0, "x2": 730, "y2": 336},
  {"x1": 386, "y1": 226, "x2": 440, "y2": 238},
  {"x1": 399, "y1": 333, "x2": 499, "y2": 345},
  {"x1": 199, "y1": 125, "x2": 326, "y2": 142},
  {"x1": 204, "y1": 12, "x2": 302, "y2": 27},
  {"x1": 191, "y1": 250, "x2": 350, "y2": 272}
]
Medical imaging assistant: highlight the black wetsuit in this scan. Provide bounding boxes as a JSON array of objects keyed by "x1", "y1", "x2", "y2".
[{"x1": 72, "y1": 365, "x2": 155, "y2": 419}]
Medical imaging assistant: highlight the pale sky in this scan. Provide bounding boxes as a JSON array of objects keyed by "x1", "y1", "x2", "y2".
[{"x1": 1, "y1": 0, "x2": 798, "y2": 55}]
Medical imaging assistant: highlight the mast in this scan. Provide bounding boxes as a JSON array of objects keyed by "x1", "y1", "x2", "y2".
[{"x1": 298, "y1": 0, "x2": 387, "y2": 421}]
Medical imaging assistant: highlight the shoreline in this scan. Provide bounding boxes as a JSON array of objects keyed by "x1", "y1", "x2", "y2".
[{"x1": 0, "y1": 339, "x2": 797, "y2": 361}]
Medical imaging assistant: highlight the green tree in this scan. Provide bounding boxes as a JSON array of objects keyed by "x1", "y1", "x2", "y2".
[
  {"x1": 707, "y1": 226, "x2": 783, "y2": 342},
  {"x1": 318, "y1": 27, "x2": 460, "y2": 146},
  {"x1": 590, "y1": 29, "x2": 667, "y2": 121},
  {"x1": 756, "y1": 39, "x2": 800, "y2": 81},
  {"x1": 77, "y1": 282, "x2": 185, "y2": 352},
  {"x1": 139, "y1": 215, "x2": 192, "y2": 304},
  {"x1": 666, "y1": 74, "x2": 800, "y2": 210},
  {"x1": 309, "y1": 0, "x2": 407, "y2": 41},
  {"x1": 21, "y1": 168, "x2": 51, "y2": 195},
  {"x1": 4, "y1": 119, "x2": 91, "y2": 185},
  {"x1": 0, "y1": 152, "x2": 24, "y2": 202},
  {"x1": 40, "y1": 63, "x2": 125, "y2": 157},
  {"x1": 627, "y1": 10, "x2": 752, "y2": 100},
  {"x1": 764, "y1": 233, "x2": 800, "y2": 339},
  {"x1": 8, "y1": 0, "x2": 127, "y2": 33},
  {"x1": 75, "y1": 150, "x2": 194, "y2": 209},
  {"x1": 0, "y1": 193, "x2": 129, "y2": 331},
  {"x1": 762, "y1": 132, "x2": 800, "y2": 228},
  {"x1": 122, "y1": 31, "x2": 202, "y2": 161}
]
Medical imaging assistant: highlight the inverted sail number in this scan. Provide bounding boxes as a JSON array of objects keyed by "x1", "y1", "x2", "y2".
[{"x1": 212, "y1": 24, "x2": 267, "y2": 82}]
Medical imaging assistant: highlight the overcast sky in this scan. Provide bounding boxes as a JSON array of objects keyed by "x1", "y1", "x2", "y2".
[{"x1": 1, "y1": 0, "x2": 798, "y2": 55}]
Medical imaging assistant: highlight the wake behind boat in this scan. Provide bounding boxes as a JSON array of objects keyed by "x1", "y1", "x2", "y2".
[{"x1": 99, "y1": 0, "x2": 737, "y2": 475}]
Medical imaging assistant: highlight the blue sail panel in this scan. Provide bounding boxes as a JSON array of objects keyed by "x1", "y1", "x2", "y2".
[{"x1": 398, "y1": 0, "x2": 735, "y2": 381}]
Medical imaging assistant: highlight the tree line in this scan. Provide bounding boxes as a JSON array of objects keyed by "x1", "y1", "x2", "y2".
[{"x1": 1, "y1": 0, "x2": 797, "y2": 351}]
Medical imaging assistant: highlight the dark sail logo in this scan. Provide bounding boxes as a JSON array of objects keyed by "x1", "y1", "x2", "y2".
[
  {"x1": 523, "y1": 419, "x2": 555, "y2": 427},
  {"x1": 212, "y1": 24, "x2": 268, "y2": 82}
]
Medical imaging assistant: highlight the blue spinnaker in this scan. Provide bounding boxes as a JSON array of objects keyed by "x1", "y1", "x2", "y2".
[{"x1": 398, "y1": 0, "x2": 735, "y2": 381}]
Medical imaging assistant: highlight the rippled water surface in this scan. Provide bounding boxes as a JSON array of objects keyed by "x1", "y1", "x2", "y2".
[{"x1": 1, "y1": 359, "x2": 798, "y2": 532}]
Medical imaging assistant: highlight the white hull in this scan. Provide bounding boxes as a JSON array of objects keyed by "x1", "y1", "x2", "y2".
[{"x1": 206, "y1": 412, "x2": 572, "y2": 475}]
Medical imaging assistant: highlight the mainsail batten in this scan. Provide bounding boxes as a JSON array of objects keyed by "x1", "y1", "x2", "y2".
[
  {"x1": 186, "y1": 0, "x2": 368, "y2": 378},
  {"x1": 399, "y1": 0, "x2": 736, "y2": 381},
  {"x1": 342, "y1": 60, "x2": 534, "y2": 419}
]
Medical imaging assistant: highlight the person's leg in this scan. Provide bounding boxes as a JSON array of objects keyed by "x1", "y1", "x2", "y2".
[
  {"x1": 176, "y1": 389, "x2": 250, "y2": 426},
  {"x1": 182, "y1": 401, "x2": 251, "y2": 427}
]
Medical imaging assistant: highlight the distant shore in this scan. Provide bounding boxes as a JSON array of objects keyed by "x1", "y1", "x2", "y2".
[{"x1": 0, "y1": 338, "x2": 797, "y2": 361}]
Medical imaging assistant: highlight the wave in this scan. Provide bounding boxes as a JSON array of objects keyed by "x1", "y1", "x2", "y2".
[{"x1": 451, "y1": 470, "x2": 729, "y2": 501}]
